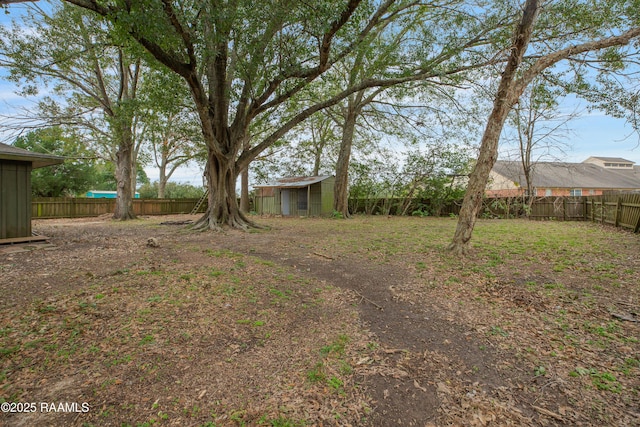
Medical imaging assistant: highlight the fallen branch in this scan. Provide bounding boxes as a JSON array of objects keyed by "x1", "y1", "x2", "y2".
[
  {"x1": 611, "y1": 313, "x2": 638, "y2": 323},
  {"x1": 532, "y1": 405, "x2": 564, "y2": 422},
  {"x1": 160, "y1": 220, "x2": 194, "y2": 225},
  {"x1": 313, "y1": 251, "x2": 334, "y2": 260},
  {"x1": 353, "y1": 289, "x2": 383, "y2": 310}
]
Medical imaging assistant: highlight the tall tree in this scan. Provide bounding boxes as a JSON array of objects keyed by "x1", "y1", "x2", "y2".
[
  {"x1": 139, "y1": 67, "x2": 204, "y2": 198},
  {"x1": 61, "y1": 0, "x2": 398, "y2": 229},
  {"x1": 508, "y1": 78, "x2": 576, "y2": 205},
  {"x1": 61, "y1": 0, "x2": 517, "y2": 230},
  {"x1": 317, "y1": 2, "x2": 513, "y2": 217},
  {"x1": 0, "y1": 3, "x2": 144, "y2": 219},
  {"x1": 450, "y1": 0, "x2": 640, "y2": 254}
]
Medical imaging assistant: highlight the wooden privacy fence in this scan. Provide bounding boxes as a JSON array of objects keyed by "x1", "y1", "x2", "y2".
[
  {"x1": 584, "y1": 194, "x2": 640, "y2": 232},
  {"x1": 498, "y1": 194, "x2": 640, "y2": 233},
  {"x1": 32, "y1": 197, "x2": 205, "y2": 219}
]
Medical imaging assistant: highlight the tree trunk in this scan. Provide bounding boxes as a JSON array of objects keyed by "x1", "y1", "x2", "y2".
[
  {"x1": 240, "y1": 165, "x2": 250, "y2": 213},
  {"x1": 158, "y1": 165, "x2": 167, "y2": 199},
  {"x1": 334, "y1": 104, "x2": 358, "y2": 218},
  {"x1": 312, "y1": 151, "x2": 322, "y2": 176},
  {"x1": 240, "y1": 137, "x2": 250, "y2": 212},
  {"x1": 113, "y1": 138, "x2": 136, "y2": 220},
  {"x1": 449, "y1": 0, "x2": 540, "y2": 255},
  {"x1": 193, "y1": 147, "x2": 255, "y2": 231}
]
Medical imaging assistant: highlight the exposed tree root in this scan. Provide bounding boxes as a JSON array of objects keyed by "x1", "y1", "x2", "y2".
[
  {"x1": 190, "y1": 208, "x2": 266, "y2": 232},
  {"x1": 112, "y1": 212, "x2": 136, "y2": 221}
]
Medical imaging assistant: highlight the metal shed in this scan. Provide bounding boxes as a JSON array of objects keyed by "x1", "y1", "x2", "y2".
[
  {"x1": 0, "y1": 142, "x2": 65, "y2": 243},
  {"x1": 254, "y1": 175, "x2": 335, "y2": 216}
]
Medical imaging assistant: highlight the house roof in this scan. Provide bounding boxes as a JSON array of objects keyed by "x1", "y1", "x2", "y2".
[
  {"x1": 255, "y1": 175, "x2": 333, "y2": 188},
  {"x1": 492, "y1": 161, "x2": 640, "y2": 189},
  {"x1": 0, "y1": 142, "x2": 65, "y2": 169},
  {"x1": 584, "y1": 156, "x2": 635, "y2": 164}
]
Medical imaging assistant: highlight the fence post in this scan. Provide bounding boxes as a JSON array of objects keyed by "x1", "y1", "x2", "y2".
[{"x1": 615, "y1": 198, "x2": 622, "y2": 227}]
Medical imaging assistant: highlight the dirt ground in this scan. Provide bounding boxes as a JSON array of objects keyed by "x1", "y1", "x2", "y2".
[{"x1": 1, "y1": 214, "x2": 639, "y2": 426}]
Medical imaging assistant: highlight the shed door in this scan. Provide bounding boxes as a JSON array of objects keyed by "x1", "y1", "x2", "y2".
[{"x1": 281, "y1": 190, "x2": 290, "y2": 215}]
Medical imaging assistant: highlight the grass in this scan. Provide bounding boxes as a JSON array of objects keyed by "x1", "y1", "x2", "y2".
[{"x1": 2, "y1": 215, "x2": 639, "y2": 426}]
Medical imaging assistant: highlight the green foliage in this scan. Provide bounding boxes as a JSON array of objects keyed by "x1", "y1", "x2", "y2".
[
  {"x1": 13, "y1": 127, "x2": 97, "y2": 197},
  {"x1": 137, "y1": 181, "x2": 205, "y2": 199},
  {"x1": 349, "y1": 147, "x2": 471, "y2": 216}
]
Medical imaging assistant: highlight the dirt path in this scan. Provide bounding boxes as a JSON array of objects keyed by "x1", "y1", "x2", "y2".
[{"x1": 216, "y1": 227, "x2": 530, "y2": 426}]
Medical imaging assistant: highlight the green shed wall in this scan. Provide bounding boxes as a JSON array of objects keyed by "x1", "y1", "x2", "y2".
[
  {"x1": 0, "y1": 160, "x2": 32, "y2": 239},
  {"x1": 255, "y1": 177, "x2": 335, "y2": 216},
  {"x1": 320, "y1": 177, "x2": 335, "y2": 215}
]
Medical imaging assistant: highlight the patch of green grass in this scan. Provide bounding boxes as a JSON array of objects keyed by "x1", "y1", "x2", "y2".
[
  {"x1": 306, "y1": 362, "x2": 326, "y2": 383},
  {"x1": 591, "y1": 371, "x2": 621, "y2": 393},
  {"x1": 139, "y1": 335, "x2": 155, "y2": 346},
  {"x1": 489, "y1": 326, "x2": 509, "y2": 337},
  {"x1": 0, "y1": 345, "x2": 20, "y2": 356},
  {"x1": 582, "y1": 321, "x2": 620, "y2": 339},
  {"x1": 209, "y1": 268, "x2": 224, "y2": 277},
  {"x1": 327, "y1": 376, "x2": 344, "y2": 392},
  {"x1": 222, "y1": 284, "x2": 237, "y2": 296},
  {"x1": 269, "y1": 287, "x2": 292, "y2": 303},
  {"x1": 569, "y1": 367, "x2": 622, "y2": 393},
  {"x1": 534, "y1": 365, "x2": 546, "y2": 377},
  {"x1": 110, "y1": 354, "x2": 132, "y2": 366},
  {"x1": 320, "y1": 334, "x2": 349, "y2": 356}
]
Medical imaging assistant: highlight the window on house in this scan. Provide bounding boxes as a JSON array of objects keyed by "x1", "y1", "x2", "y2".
[
  {"x1": 545, "y1": 189, "x2": 552, "y2": 196},
  {"x1": 297, "y1": 189, "x2": 308, "y2": 211},
  {"x1": 569, "y1": 189, "x2": 582, "y2": 197}
]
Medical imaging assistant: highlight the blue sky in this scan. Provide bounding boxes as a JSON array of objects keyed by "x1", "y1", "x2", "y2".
[{"x1": 2, "y1": 1, "x2": 639, "y2": 187}]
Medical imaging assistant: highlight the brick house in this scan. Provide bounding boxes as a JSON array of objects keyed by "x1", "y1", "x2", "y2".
[{"x1": 486, "y1": 157, "x2": 640, "y2": 197}]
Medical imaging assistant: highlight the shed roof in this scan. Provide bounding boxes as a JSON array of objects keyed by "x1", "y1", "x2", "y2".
[
  {"x1": 492, "y1": 161, "x2": 640, "y2": 189},
  {"x1": 255, "y1": 175, "x2": 333, "y2": 189},
  {"x1": 0, "y1": 142, "x2": 65, "y2": 169}
]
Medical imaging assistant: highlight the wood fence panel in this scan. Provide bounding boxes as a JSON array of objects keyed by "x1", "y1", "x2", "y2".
[
  {"x1": 33, "y1": 198, "x2": 201, "y2": 219},
  {"x1": 489, "y1": 194, "x2": 638, "y2": 232},
  {"x1": 618, "y1": 194, "x2": 640, "y2": 232}
]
